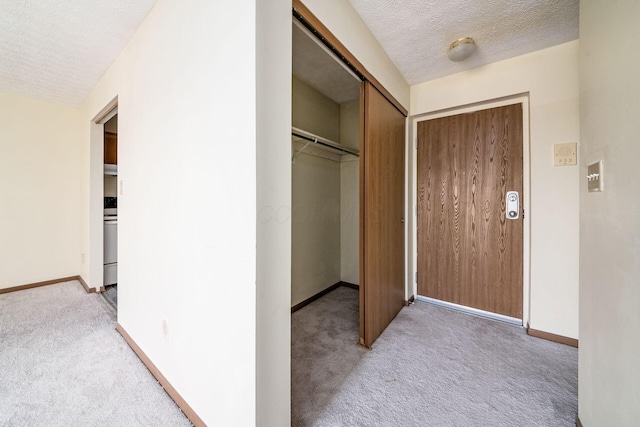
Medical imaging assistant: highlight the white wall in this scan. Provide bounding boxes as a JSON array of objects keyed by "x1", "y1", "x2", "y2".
[
  {"x1": 0, "y1": 92, "x2": 82, "y2": 289},
  {"x1": 256, "y1": 1, "x2": 292, "y2": 424},
  {"x1": 80, "y1": 0, "x2": 259, "y2": 424},
  {"x1": 301, "y1": 0, "x2": 409, "y2": 110},
  {"x1": 339, "y1": 100, "x2": 359, "y2": 150},
  {"x1": 579, "y1": 1, "x2": 640, "y2": 425},
  {"x1": 410, "y1": 41, "x2": 580, "y2": 339}
]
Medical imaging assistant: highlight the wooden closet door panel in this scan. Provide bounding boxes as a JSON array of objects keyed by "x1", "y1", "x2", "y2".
[
  {"x1": 361, "y1": 81, "x2": 406, "y2": 347},
  {"x1": 417, "y1": 104, "x2": 523, "y2": 319}
]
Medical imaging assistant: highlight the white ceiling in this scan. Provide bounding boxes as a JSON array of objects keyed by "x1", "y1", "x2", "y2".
[
  {"x1": 348, "y1": 0, "x2": 579, "y2": 85},
  {"x1": 0, "y1": 0, "x2": 578, "y2": 108},
  {"x1": 0, "y1": 0, "x2": 158, "y2": 107}
]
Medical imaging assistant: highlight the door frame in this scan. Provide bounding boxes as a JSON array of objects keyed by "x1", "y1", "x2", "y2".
[
  {"x1": 292, "y1": 0, "x2": 409, "y2": 346},
  {"x1": 408, "y1": 93, "x2": 531, "y2": 326},
  {"x1": 87, "y1": 97, "x2": 119, "y2": 292}
]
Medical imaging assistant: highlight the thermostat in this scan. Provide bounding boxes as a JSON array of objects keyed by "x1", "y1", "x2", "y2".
[{"x1": 554, "y1": 142, "x2": 577, "y2": 166}]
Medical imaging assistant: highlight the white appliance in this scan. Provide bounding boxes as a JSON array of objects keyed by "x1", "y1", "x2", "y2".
[
  {"x1": 104, "y1": 164, "x2": 118, "y2": 176},
  {"x1": 104, "y1": 197, "x2": 118, "y2": 286}
]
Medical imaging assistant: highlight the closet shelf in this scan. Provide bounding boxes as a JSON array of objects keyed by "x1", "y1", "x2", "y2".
[{"x1": 291, "y1": 127, "x2": 360, "y2": 157}]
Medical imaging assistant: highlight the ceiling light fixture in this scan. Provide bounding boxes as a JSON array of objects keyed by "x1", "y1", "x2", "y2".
[{"x1": 447, "y1": 37, "x2": 476, "y2": 62}]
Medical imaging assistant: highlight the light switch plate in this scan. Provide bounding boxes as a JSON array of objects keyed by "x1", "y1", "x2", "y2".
[
  {"x1": 554, "y1": 142, "x2": 577, "y2": 166},
  {"x1": 587, "y1": 160, "x2": 603, "y2": 192}
]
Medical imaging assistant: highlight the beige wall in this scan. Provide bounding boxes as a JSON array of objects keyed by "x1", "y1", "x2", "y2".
[
  {"x1": 340, "y1": 100, "x2": 359, "y2": 285},
  {"x1": 291, "y1": 78, "x2": 360, "y2": 304},
  {"x1": 578, "y1": 1, "x2": 640, "y2": 425},
  {"x1": 80, "y1": 0, "x2": 261, "y2": 424},
  {"x1": 0, "y1": 92, "x2": 82, "y2": 289},
  {"x1": 292, "y1": 153, "x2": 341, "y2": 306},
  {"x1": 292, "y1": 75, "x2": 340, "y2": 141},
  {"x1": 291, "y1": 76, "x2": 341, "y2": 306},
  {"x1": 410, "y1": 41, "x2": 580, "y2": 339}
]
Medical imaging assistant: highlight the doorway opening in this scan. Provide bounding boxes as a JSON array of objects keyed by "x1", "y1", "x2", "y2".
[
  {"x1": 290, "y1": 5, "x2": 410, "y2": 423},
  {"x1": 102, "y1": 112, "x2": 118, "y2": 313},
  {"x1": 290, "y1": 17, "x2": 361, "y2": 317},
  {"x1": 90, "y1": 99, "x2": 118, "y2": 309},
  {"x1": 410, "y1": 95, "x2": 531, "y2": 326},
  {"x1": 290, "y1": 0, "x2": 408, "y2": 346},
  {"x1": 290, "y1": 15, "x2": 363, "y2": 424}
]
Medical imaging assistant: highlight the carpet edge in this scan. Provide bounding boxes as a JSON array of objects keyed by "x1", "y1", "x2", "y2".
[
  {"x1": 292, "y1": 282, "x2": 358, "y2": 313},
  {"x1": 115, "y1": 323, "x2": 206, "y2": 427},
  {"x1": 0, "y1": 276, "x2": 84, "y2": 294},
  {"x1": 528, "y1": 327, "x2": 578, "y2": 348}
]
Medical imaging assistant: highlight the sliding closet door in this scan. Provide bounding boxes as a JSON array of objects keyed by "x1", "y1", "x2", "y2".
[{"x1": 360, "y1": 81, "x2": 406, "y2": 348}]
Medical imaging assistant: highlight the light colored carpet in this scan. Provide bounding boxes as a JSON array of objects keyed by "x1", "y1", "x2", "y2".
[
  {"x1": 0, "y1": 280, "x2": 191, "y2": 427},
  {"x1": 292, "y1": 286, "x2": 578, "y2": 427}
]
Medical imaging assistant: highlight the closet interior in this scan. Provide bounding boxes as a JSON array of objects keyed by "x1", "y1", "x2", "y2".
[{"x1": 291, "y1": 18, "x2": 362, "y2": 309}]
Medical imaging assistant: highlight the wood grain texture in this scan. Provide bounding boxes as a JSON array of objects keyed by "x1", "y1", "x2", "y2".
[
  {"x1": 292, "y1": 1, "x2": 409, "y2": 347},
  {"x1": 76, "y1": 275, "x2": 97, "y2": 293},
  {"x1": 0, "y1": 275, "x2": 83, "y2": 294},
  {"x1": 417, "y1": 104, "x2": 523, "y2": 318},
  {"x1": 528, "y1": 328, "x2": 579, "y2": 348},
  {"x1": 361, "y1": 81, "x2": 406, "y2": 347},
  {"x1": 104, "y1": 132, "x2": 117, "y2": 164}
]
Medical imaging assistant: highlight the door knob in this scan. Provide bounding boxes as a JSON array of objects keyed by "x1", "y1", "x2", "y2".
[{"x1": 506, "y1": 191, "x2": 519, "y2": 220}]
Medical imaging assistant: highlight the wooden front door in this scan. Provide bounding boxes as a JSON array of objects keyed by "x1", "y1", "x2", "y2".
[
  {"x1": 360, "y1": 81, "x2": 406, "y2": 347},
  {"x1": 416, "y1": 104, "x2": 523, "y2": 319}
]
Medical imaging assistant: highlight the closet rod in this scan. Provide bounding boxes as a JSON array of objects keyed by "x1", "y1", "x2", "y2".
[{"x1": 291, "y1": 127, "x2": 359, "y2": 157}]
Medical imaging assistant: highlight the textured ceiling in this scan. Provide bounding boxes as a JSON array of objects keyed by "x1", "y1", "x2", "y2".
[
  {"x1": 348, "y1": 0, "x2": 579, "y2": 85},
  {"x1": 0, "y1": 0, "x2": 158, "y2": 107},
  {"x1": 1, "y1": 1, "x2": 578, "y2": 108}
]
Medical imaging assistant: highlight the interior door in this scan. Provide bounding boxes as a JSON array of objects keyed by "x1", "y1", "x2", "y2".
[
  {"x1": 360, "y1": 81, "x2": 406, "y2": 347},
  {"x1": 416, "y1": 104, "x2": 523, "y2": 319}
]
